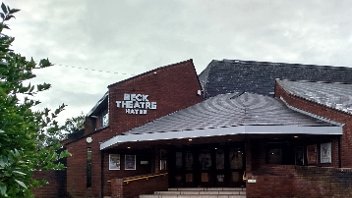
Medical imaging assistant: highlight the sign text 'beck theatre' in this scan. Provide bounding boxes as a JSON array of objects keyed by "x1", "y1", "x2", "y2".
[{"x1": 115, "y1": 93, "x2": 157, "y2": 115}]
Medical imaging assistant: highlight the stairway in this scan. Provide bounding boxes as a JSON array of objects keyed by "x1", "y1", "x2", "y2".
[{"x1": 139, "y1": 187, "x2": 246, "y2": 198}]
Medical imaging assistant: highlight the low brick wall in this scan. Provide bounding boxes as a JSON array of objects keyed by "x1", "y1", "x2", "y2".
[
  {"x1": 33, "y1": 170, "x2": 67, "y2": 198},
  {"x1": 111, "y1": 173, "x2": 168, "y2": 198},
  {"x1": 246, "y1": 166, "x2": 352, "y2": 198},
  {"x1": 294, "y1": 166, "x2": 352, "y2": 198},
  {"x1": 246, "y1": 165, "x2": 295, "y2": 198}
]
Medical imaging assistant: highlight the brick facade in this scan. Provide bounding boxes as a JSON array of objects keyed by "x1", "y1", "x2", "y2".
[
  {"x1": 34, "y1": 61, "x2": 352, "y2": 198},
  {"x1": 65, "y1": 60, "x2": 203, "y2": 197}
]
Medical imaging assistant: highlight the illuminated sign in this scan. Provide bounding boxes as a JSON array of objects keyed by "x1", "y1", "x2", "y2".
[{"x1": 116, "y1": 93, "x2": 157, "y2": 115}]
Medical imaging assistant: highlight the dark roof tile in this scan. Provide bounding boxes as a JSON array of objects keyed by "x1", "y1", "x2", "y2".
[
  {"x1": 200, "y1": 59, "x2": 352, "y2": 97},
  {"x1": 278, "y1": 79, "x2": 352, "y2": 115}
]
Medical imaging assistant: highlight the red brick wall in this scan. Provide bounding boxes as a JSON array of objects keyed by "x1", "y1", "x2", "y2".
[
  {"x1": 246, "y1": 166, "x2": 352, "y2": 198},
  {"x1": 33, "y1": 170, "x2": 67, "y2": 198},
  {"x1": 246, "y1": 165, "x2": 295, "y2": 198},
  {"x1": 275, "y1": 82, "x2": 352, "y2": 168},
  {"x1": 65, "y1": 60, "x2": 203, "y2": 197},
  {"x1": 107, "y1": 59, "x2": 202, "y2": 134},
  {"x1": 294, "y1": 166, "x2": 352, "y2": 198}
]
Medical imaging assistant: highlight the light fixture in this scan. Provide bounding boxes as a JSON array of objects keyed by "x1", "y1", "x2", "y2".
[
  {"x1": 188, "y1": 138, "x2": 193, "y2": 142},
  {"x1": 86, "y1": 137, "x2": 93, "y2": 144}
]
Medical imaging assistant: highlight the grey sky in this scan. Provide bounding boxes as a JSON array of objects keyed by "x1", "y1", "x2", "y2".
[{"x1": 4, "y1": 0, "x2": 352, "y2": 123}]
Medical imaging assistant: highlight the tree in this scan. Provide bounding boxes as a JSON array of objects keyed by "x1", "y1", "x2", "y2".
[
  {"x1": 60, "y1": 112, "x2": 85, "y2": 137},
  {"x1": 0, "y1": 3, "x2": 69, "y2": 197}
]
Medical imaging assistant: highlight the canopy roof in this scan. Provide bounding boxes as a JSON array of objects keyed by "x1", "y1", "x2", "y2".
[{"x1": 101, "y1": 92, "x2": 342, "y2": 150}]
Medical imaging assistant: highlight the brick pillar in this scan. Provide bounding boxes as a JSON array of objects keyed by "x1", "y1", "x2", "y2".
[{"x1": 110, "y1": 178, "x2": 123, "y2": 198}]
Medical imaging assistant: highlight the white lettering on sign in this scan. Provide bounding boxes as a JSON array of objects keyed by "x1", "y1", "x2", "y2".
[{"x1": 116, "y1": 93, "x2": 157, "y2": 115}]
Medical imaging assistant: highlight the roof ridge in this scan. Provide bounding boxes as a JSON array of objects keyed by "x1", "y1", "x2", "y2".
[
  {"x1": 198, "y1": 60, "x2": 217, "y2": 95},
  {"x1": 108, "y1": 59, "x2": 194, "y2": 88},
  {"x1": 217, "y1": 59, "x2": 352, "y2": 70},
  {"x1": 278, "y1": 79, "x2": 352, "y2": 85}
]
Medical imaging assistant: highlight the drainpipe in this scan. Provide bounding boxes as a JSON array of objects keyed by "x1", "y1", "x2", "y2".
[
  {"x1": 338, "y1": 137, "x2": 342, "y2": 168},
  {"x1": 100, "y1": 150, "x2": 104, "y2": 198}
]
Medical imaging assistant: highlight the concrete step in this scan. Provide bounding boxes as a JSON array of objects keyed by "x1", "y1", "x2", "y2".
[
  {"x1": 156, "y1": 190, "x2": 245, "y2": 195},
  {"x1": 140, "y1": 195, "x2": 245, "y2": 198},
  {"x1": 139, "y1": 188, "x2": 246, "y2": 198},
  {"x1": 167, "y1": 188, "x2": 245, "y2": 192}
]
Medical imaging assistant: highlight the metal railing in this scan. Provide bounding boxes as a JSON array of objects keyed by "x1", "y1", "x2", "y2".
[{"x1": 123, "y1": 172, "x2": 168, "y2": 184}]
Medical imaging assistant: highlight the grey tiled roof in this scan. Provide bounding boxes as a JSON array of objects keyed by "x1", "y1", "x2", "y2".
[
  {"x1": 278, "y1": 80, "x2": 352, "y2": 115},
  {"x1": 199, "y1": 59, "x2": 352, "y2": 98},
  {"x1": 123, "y1": 92, "x2": 333, "y2": 135}
]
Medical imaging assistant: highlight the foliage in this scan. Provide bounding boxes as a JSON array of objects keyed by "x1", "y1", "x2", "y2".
[{"x1": 0, "y1": 3, "x2": 69, "y2": 197}]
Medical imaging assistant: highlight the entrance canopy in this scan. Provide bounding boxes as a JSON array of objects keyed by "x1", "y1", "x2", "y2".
[{"x1": 100, "y1": 92, "x2": 342, "y2": 150}]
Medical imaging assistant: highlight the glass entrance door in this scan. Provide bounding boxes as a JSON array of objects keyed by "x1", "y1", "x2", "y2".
[{"x1": 169, "y1": 144, "x2": 245, "y2": 187}]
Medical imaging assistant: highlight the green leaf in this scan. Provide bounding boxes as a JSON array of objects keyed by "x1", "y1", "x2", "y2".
[
  {"x1": 15, "y1": 179, "x2": 27, "y2": 189},
  {"x1": 13, "y1": 170, "x2": 27, "y2": 176},
  {"x1": 1, "y1": 3, "x2": 7, "y2": 15},
  {"x1": 9, "y1": 8, "x2": 20, "y2": 14},
  {"x1": 0, "y1": 183, "x2": 7, "y2": 197}
]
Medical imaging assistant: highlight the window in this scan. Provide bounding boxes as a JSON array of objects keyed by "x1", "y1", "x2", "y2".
[
  {"x1": 295, "y1": 146, "x2": 305, "y2": 165},
  {"x1": 101, "y1": 110, "x2": 109, "y2": 128},
  {"x1": 266, "y1": 142, "x2": 294, "y2": 165},
  {"x1": 125, "y1": 155, "x2": 136, "y2": 170},
  {"x1": 86, "y1": 147, "x2": 92, "y2": 187},
  {"x1": 267, "y1": 147, "x2": 283, "y2": 164}
]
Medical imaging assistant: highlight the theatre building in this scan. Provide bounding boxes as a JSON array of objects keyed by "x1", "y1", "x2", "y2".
[{"x1": 35, "y1": 59, "x2": 352, "y2": 198}]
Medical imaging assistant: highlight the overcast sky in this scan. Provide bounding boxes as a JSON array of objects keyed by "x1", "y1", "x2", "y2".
[{"x1": 4, "y1": 0, "x2": 352, "y2": 123}]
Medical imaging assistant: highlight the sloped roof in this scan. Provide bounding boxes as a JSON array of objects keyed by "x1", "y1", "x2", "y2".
[
  {"x1": 199, "y1": 59, "x2": 352, "y2": 98},
  {"x1": 100, "y1": 92, "x2": 341, "y2": 150},
  {"x1": 278, "y1": 79, "x2": 352, "y2": 115}
]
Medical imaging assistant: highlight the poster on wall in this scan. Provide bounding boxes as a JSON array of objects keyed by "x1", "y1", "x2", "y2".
[
  {"x1": 109, "y1": 154, "x2": 120, "y2": 170},
  {"x1": 320, "y1": 142, "x2": 332, "y2": 163},
  {"x1": 125, "y1": 155, "x2": 136, "y2": 170},
  {"x1": 307, "y1": 144, "x2": 318, "y2": 165}
]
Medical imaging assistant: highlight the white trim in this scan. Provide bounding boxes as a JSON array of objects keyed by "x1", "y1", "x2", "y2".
[{"x1": 100, "y1": 125, "x2": 342, "y2": 150}]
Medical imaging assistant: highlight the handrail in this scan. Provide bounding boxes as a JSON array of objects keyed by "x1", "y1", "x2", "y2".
[{"x1": 123, "y1": 172, "x2": 168, "y2": 184}]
